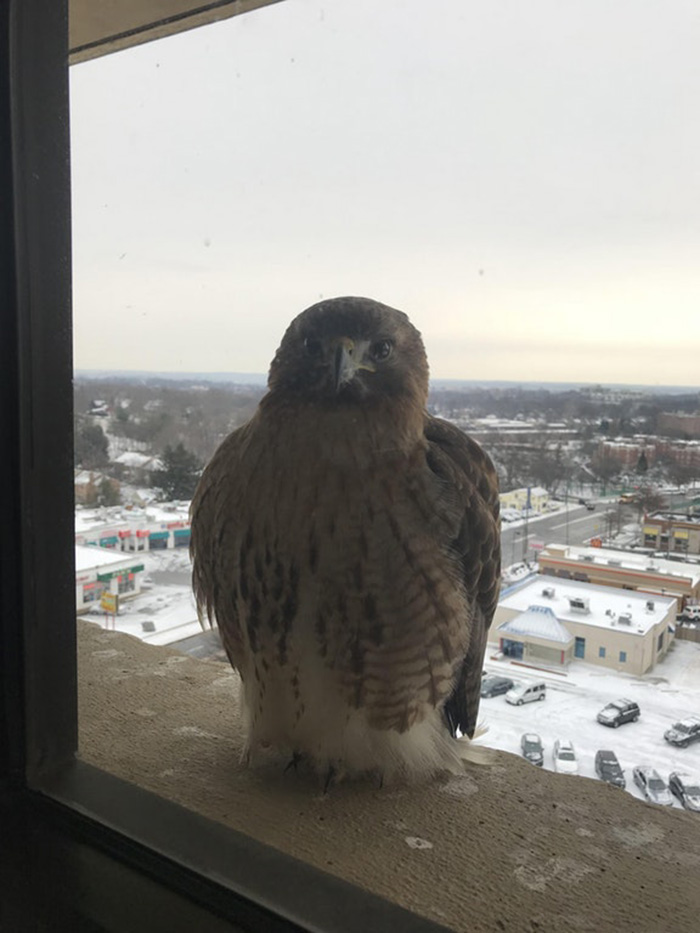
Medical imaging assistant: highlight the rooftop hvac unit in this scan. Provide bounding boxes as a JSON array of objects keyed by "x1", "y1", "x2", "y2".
[
  {"x1": 541, "y1": 587, "x2": 555, "y2": 598},
  {"x1": 618, "y1": 612, "x2": 633, "y2": 625},
  {"x1": 568, "y1": 596, "x2": 590, "y2": 614},
  {"x1": 607, "y1": 559, "x2": 622, "y2": 567},
  {"x1": 646, "y1": 600, "x2": 655, "y2": 612}
]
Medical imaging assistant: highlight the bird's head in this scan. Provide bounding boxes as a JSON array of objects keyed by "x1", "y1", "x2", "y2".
[{"x1": 267, "y1": 297, "x2": 429, "y2": 409}]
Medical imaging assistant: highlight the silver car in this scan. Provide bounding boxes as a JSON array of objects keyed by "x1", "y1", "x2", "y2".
[
  {"x1": 632, "y1": 766, "x2": 674, "y2": 806},
  {"x1": 668, "y1": 772, "x2": 700, "y2": 812}
]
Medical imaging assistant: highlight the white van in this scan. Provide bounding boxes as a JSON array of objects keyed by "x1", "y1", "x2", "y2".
[{"x1": 505, "y1": 682, "x2": 547, "y2": 706}]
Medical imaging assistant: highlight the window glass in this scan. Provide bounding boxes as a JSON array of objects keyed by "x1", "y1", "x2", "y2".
[{"x1": 67, "y1": 0, "x2": 700, "y2": 917}]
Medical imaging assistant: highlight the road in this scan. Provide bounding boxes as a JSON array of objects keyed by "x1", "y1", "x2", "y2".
[{"x1": 500, "y1": 502, "x2": 628, "y2": 566}]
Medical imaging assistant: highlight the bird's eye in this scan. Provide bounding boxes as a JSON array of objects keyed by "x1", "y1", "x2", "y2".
[
  {"x1": 369, "y1": 339, "x2": 393, "y2": 362},
  {"x1": 303, "y1": 336, "x2": 322, "y2": 357}
]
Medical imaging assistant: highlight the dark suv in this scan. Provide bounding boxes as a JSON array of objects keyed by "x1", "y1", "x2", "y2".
[
  {"x1": 596, "y1": 699, "x2": 640, "y2": 728},
  {"x1": 480, "y1": 675, "x2": 514, "y2": 698},
  {"x1": 595, "y1": 750, "x2": 626, "y2": 788},
  {"x1": 664, "y1": 718, "x2": 700, "y2": 748}
]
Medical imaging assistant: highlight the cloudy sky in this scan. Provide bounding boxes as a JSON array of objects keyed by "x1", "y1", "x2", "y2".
[{"x1": 70, "y1": 0, "x2": 700, "y2": 386}]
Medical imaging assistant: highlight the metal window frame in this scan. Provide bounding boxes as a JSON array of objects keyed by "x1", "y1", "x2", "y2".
[{"x1": 0, "y1": 2, "x2": 449, "y2": 929}]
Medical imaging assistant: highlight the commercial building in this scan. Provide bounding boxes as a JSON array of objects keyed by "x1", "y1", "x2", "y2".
[
  {"x1": 657, "y1": 412, "x2": 700, "y2": 440},
  {"x1": 75, "y1": 503, "x2": 191, "y2": 552},
  {"x1": 493, "y1": 577, "x2": 677, "y2": 676},
  {"x1": 595, "y1": 436, "x2": 700, "y2": 471},
  {"x1": 75, "y1": 545, "x2": 145, "y2": 613},
  {"x1": 538, "y1": 543, "x2": 700, "y2": 610},
  {"x1": 499, "y1": 486, "x2": 549, "y2": 514},
  {"x1": 642, "y1": 512, "x2": 700, "y2": 557}
]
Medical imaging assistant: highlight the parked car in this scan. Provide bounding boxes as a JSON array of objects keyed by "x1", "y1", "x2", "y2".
[
  {"x1": 679, "y1": 606, "x2": 700, "y2": 623},
  {"x1": 520, "y1": 733, "x2": 544, "y2": 767},
  {"x1": 553, "y1": 739, "x2": 579, "y2": 775},
  {"x1": 480, "y1": 675, "x2": 514, "y2": 698},
  {"x1": 664, "y1": 717, "x2": 700, "y2": 748},
  {"x1": 596, "y1": 699, "x2": 640, "y2": 728},
  {"x1": 668, "y1": 773, "x2": 700, "y2": 812},
  {"x1": 632, "y1": 767, "x2": 674, "y2": 806},
  {"x1": 505, "y1": 682, "x2": 547, "y2": 706},
  {"x1": 585, "y1": 502, "x2": 595, "y2": 511},
  {"x1": 594, "y1": 750, "x2": 626, "y2": 788}
]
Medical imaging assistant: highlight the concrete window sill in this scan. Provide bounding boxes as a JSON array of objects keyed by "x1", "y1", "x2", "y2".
[{"x1": 78, "y1": 619, "x2": 700, "y2": 931}]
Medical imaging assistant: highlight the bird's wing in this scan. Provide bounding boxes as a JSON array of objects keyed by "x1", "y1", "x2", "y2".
[
  {"x1": 423, "y1": 415, "x2": 501, "y2": 738},
  {"x1": 190, "y1": 421, "x2": 253, "y2": 671}
]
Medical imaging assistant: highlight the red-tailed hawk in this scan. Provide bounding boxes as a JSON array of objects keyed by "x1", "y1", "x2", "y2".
[{"x1": 190, "y1": 297, "x2": 500, "y2": 784}]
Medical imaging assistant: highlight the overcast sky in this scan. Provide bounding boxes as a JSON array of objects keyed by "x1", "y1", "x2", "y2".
[{"x1": 69, "y1": 0, "x2": 700, "y2": 386}]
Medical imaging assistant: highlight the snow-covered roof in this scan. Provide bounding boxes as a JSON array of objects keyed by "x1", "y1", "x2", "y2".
[
  {"x1": 541, "y1": 544, "x2": 700, "y2": 588},
  {"x1": 498, "y1": 577, "x2": 676, "y2": 637},
  {"x1": 74, "y1": 469, "x2": 105, "y2": 486},
  {"x1": 75, "y1": 503, "x2": 191, "y2": 536},
  {"x1": 113, "y1": 451, "x2": 162, "y2": 469},
  {"x1": 75, "y1": 544, "x2": 139, "y2": 572},
  {"x1": 498, "y1": 606, "x2": 573, "y2": 644},
  {"x1": 647, "y1": 511, "x2": 700, "y2": 528}
]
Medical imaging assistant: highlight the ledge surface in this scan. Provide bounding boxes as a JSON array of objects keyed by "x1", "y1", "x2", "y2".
[{"x1": 78, "y1": 620, "x2": 700, "y2": 932}]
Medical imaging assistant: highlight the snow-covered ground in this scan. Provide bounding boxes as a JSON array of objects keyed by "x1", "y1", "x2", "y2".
[
  {"x1": 85, "y1": 548, "x2": 202, "y2": 647},
  {"x1": 477, "y1": 639, "x2": 700, "y2": 808}
]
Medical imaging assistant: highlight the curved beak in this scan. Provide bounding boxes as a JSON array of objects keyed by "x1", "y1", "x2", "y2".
[{"x1": 333, "y1": 337, "x2": 375, "y2": 392}]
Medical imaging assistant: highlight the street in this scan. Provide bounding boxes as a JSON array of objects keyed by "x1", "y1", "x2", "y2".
[{"x1": 500, "y1": 501, "x2": 632, "y2": 566}]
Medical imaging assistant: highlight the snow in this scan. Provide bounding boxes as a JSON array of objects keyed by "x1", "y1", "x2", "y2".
[
  {"x1": 82, "y1": 515, "x2": 700, "y2": 809},
  {"x1": 498, "y1": 606, "x2": 573, "y2": 643},
  {"x1": 75, "y1": 544, "x2": 139, "y2": 572},
  {"x1": 498, "y1": 576, "x2": 676, "y2": 637},
  {"x1": 476, "y1": 638, "x2": 700, "y2": 807},
  {"x1": 113, "y1": 451, "x2": 163, "y2": 470},
  {"x1": 542, "y1": 543, "x2": 700, "y2": 588},
  {"x1": 84, "y1": 547, "x2": 202, "y2": 646}
]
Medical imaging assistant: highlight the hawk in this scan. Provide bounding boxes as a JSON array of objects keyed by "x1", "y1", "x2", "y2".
[{"x1": 190, "y1": 297, "x2": 501, "y2": 783}]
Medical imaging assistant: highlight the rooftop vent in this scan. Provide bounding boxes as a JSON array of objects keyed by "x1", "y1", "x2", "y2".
[
  {"x1": 607, "y1": 559, "x2": 622, "y2": 567},
  {"x1": 646, "y1": 600, "x2": 655, "y2": 612},
  {"x1": 568, "y1": 596, "x2": 590, "y2": 614},
  {"x1": 578, "y1": 555, "x2": 594, "y2": 562}
]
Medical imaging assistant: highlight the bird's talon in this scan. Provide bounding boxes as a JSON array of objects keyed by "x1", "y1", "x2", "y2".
[{"x1": 284, "y1": 751, "x2": 302, "y2": 774}]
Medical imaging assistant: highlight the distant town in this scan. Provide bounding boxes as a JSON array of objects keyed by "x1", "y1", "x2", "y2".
[
  {"x1": 73, "y1": 374, "x2": 700, "y2": 801},
  {"x1": 74, "y1": 373, "x2": 700, "y2": 646}
]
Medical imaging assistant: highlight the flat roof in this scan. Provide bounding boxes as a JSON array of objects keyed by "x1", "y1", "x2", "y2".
[
  {"x1": 497, "y1": 577, "x2": 676, "y2": 637},
  {"x1": 75, "y1": 504, "x2": 191, "y2": 536},
  {"x1": 647, "y1": 512, "x2": 700, "y2": 527},
  {"x1": 75, "y1": 544, "x2": 141, "y2": 572},
  {"x1": 541, "y1": 544, "x2": 700, "y2": 587}
]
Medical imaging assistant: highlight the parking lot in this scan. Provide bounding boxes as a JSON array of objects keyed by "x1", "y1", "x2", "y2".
[{"x1": 477, "y1": 638, "x2": 700, "y2": 807}]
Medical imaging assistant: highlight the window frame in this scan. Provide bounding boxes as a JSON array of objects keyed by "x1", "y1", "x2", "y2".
[{"x1": 0, "y1": 3, "x2": 448, "y2": 930}]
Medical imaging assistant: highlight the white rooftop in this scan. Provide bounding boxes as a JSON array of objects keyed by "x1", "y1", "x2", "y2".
[
  {"x1": 75, "y1": 502, "x2": 191, "y2": 535},
  {"x1": 75, "y1": 544, "x2": 141, "y2": 572},
  {"x1": 497, "y1": 577, "x2": 676, "y2": 637},
  {"x1": 541, "y1": 544, "x2": 700, "y2": 588},
  {"x1": 113, "y1": 451, "x2": 163, "y2": 469}
]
